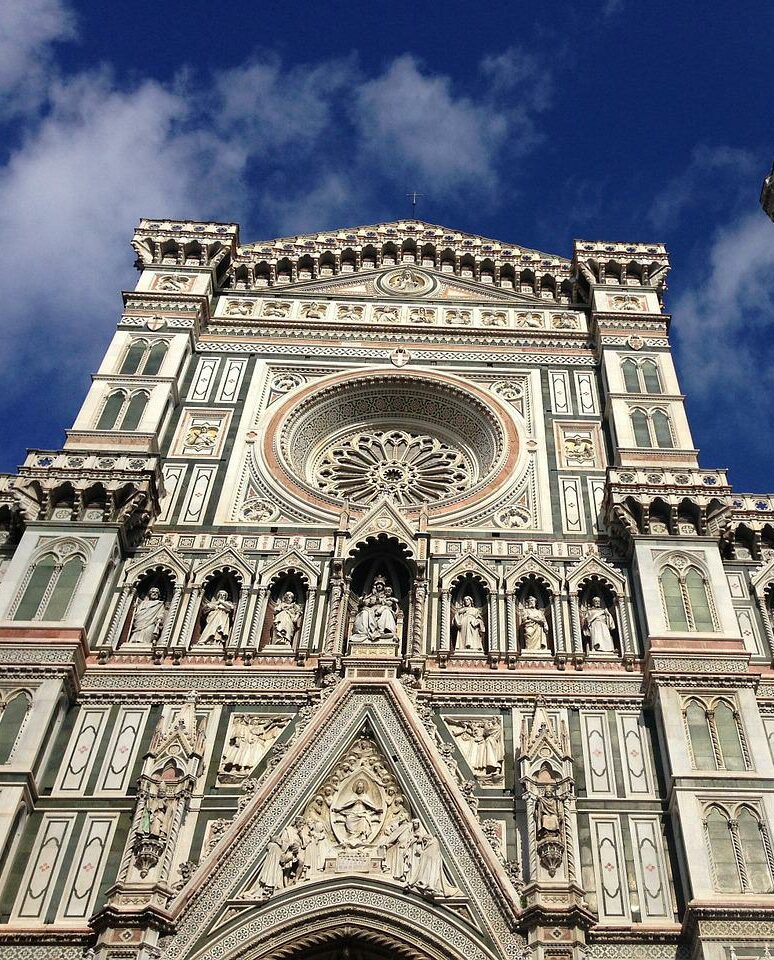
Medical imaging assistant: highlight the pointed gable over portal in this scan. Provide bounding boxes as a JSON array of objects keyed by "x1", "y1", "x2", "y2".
[{"x1": 158, "y1": 678, "x2": 524, "y2": 960}]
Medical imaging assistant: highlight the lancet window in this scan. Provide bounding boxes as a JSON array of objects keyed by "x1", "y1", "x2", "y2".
[
  {"x1": 96, "y1": 389, "x2": 149, "y2": 431},
  {"x1": 621, "y1": 357, "x2": 663, "y2": 394},
  {"x1": 684, "y1": 698, "x2": 749, "y2": 771},
  {"x1": 119, "y1": 339, "x2": 168, "y2": 376},
  {"x1": 660, "y1": 562, "x2": 716, "y2": 632},
  {"x1": 630, "y1": 407, "x2": 674, "y2": 448},
  {"x1": 704, "y1": 804, "x2": 774, "y2": 893},
  {"x1": 12, "y1": 547, "x2": 85, "y2": 621}
]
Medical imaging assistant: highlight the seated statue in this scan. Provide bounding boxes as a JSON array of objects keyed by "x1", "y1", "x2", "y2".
[{"x1": 351, "y1": 575, "x2": 399, "y2": 643}]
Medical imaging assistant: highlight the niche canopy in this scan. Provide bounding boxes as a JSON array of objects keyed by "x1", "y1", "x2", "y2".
[{"x1": 264, "y1": 369, "x2": 521, "y2": 517}]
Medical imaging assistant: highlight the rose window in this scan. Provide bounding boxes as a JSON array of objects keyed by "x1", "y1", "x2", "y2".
[{"x1": 316, "y1": 429, "x2": 471, "y2": 506}]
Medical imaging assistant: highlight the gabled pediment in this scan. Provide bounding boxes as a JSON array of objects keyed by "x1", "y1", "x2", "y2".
[
  {"x1": 258, "y1": 265, "x2": 548, "y2": 306},
  {"x1": 347, "y1": 499, "x2": 419, "y2": 557},
  {"x1": 566, "y1": 550, "x2": 627, "y2": 592},
  {"x1": 160, "y1": 680, "x2": 523, "y2": 960},
  {"x1": 123, "y1": 545, "x2": 191, "y2": 585},
  {"x1": 440, "y1": 552, "x2": 499, "y2": 590}
]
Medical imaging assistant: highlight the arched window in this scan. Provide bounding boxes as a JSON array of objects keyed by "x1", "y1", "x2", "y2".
[
  {"x1": 641, "y1": 359, "x2": 662, "y2": 394},
  {"x1": 96, "y1": 390, "x2": 127, "y2": 430},
  {"x1": 120, "y1": 339, "x2": 147, "y2": 375},
  {"x1": 705, "y1": 805, "x2": 774, "y2": 894},
  {"x1": 685, "y1": 698, "x2": 748, "y2": 770},
  {"x1": 621, "y1": 357, "x2": 663, "y2": 394},
  {"x1": 705, "y1": 807, "x2": 740, "y2": 892},
  {"x1": 143, "y1": 341, "x2": 167, "y2": 375},
  {"x1": 13, "y1": 551, "x2": 85, "y2": 621},
  {"x1": 631, "y1": 409, "x2": 652, "y2": 447},
  {"x1": 685, "y1": 700, "x2": 715, "y2": 768},
  {"x1": 630, "y1": 407, "x2": 674, "y2": 448},
  {"x1": 622, "y1": 358, "x2": 642, "y2": 393},
  {"x1": 737, "y1": 808, "x2": 773, "y2": 893},
  {"x1": 660, "y1": 563, "x2": 716, "y2": 632},
  {"x1": 119, "y1": 392, "x2": 148, "y2": 431},
  {"x1": 119, "y1": 339, "x2": 168, "y2": 377},
  {"x1": 651, "y1": 410, "x2": 674, "y2": 448},
  {"x1": 0, "y1": 694, "x2": 29, "y2": 763}
]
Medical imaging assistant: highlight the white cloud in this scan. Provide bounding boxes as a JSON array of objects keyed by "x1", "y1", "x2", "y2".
[
  {"x1": 671, "y1": 210, "x2": 774, "y2": 468},
  {"x1": 649, "y1": 144, "x2": 757, "y2": 231},
  {"x1": 0, "y1": 0, "x2": 76, "y2": 114},
  {"x1": 0, "y1": 42, "x2": 553, "y2": 441}
]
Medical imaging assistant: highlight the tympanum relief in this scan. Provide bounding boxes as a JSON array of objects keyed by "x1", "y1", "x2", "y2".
[{"x1": 248, "y1": 736, "x2": 457, "y2": 899}]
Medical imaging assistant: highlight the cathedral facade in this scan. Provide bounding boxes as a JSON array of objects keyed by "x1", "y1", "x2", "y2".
[{"x1": 0, "y1": 216, "x2": 773, "y2": 960}]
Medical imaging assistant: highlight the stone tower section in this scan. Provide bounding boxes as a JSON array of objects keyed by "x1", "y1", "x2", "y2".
[{"x1": 0, "y1": 218, "x2": 773, "y2": 960}]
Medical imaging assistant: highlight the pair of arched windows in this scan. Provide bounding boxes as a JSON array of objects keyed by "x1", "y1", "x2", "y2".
[
  {"x1": 120, "y1": 339, "x2": 167, "y2": 376},
  {"x1": 621, "y1": 357, "x2": 662, "y2": 394},
  {"x1": 705, "y1": 804, "x2": 773, "y2": 893},
  {"x1": 660, "y1": 564, "x2": 715, "y2": 631},
  {"x1": 13, "y1": 552, "x2": 85, "y2": 621},
  {"x1": 630, "y1": 408, "x2": 674, "y2": 448},
  {"x1": 96, "y1": 390, "x2": 149, "y2": 431},
  {"x1": 684, "y1": 698, "x2": 748, "y2": 770}
]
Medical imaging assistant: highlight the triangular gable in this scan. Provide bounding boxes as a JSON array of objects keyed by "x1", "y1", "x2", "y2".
[
  {"x1": 439, "y1": 553, "x2": 499, "y2": 590},
  {"x1": 503, "y1": 554, "x2": 562, "y2": 593},
  {"x1": 192, "y1": 547, "x2": 255, "y2": 585},
  {"x1": 262, "y1": 266, "x2": 547, "y2": 306},
  {"x1": 160, "y1": 679, "x2": 523, "y2": 960},
  {"x1": 242, "y1": 218, "x2": 566, "y2": 264},
  {"x1": 566, "y1": 551, "x2": 626, "y2": 593},
  {"x1": 123, "y1": 544, "x2": 190, "y2": 585},
  {"x1": 257, "y1": 549, "x2": 321, "y2": 589},
  {"x1": 347, "y1": 499, "x2": 419, "y2": 558}
]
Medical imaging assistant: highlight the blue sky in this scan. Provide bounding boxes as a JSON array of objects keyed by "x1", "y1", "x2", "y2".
[{"x1": 1, "y1": 1, "x2": 773, "y2": 491}]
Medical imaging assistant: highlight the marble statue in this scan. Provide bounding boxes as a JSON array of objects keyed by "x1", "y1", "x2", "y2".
[
  {"x1": 518, "y1": 595, "x2": 550, "y2": 652},
  {"x1": 199, "y1": 589, "x2": 235, "y2": 646},
  {"x1": 452, "y1": 595, "x2": 486, "y2": 652},
  {"x1": 270, "y1": 590, "x2": 303, "y2": 646},
  {"x1": 351, "y1": 576, "x2": 399, "y2": 642},
  {"x1": 581, "y1": 596, "x2": 617, "y2": 653},
  {"x1": 141, "y1": 782, "x2": 175, "y2": 839},
  {"x1": 126, "y1": 586, "x2": 167, "y2": 645},
  {"x1": 446, "y1": 717, "x2": 504, "y2": 784},
  {"x1": 534, "y1": 784, "x2": 563, "y2": 840}
]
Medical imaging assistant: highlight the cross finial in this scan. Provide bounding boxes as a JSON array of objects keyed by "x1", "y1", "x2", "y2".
[{"x1": 407, "y1": 191, "x2": 422, "y2": 216}]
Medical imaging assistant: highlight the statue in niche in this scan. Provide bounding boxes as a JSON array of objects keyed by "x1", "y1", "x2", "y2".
[
  {"x1": 220, "y1": 715, "x2": 288, "y2": 781},
  {"x1": 142, "y1": 782, "x2": 175, "y2": 838},
  {"x1": 126, "y1": 585, "x2": 168, "y2": 645},
  {"x1": 331, "y1": 777, "x2": 384, "y2": 847},
  {"x1": 452, "y1": 595, "x2": 486, "y2": 652},
  {"x1": 533, "y1": 782, "x2": 565, "y2": 878},
  {"x1": 518, "y1": 595, "x2": 550, "y2": 652},
  {"x1": 446, "y1": 717, "x2": 504, "y2": 785},
  {"x1": 269, "y1": 590, "x2": 304, "y2": 646},
  {"x1": 351, "y1": 575, "x2": 399, "y2": 643},
  {"x1": 581, "y1": 596, "x2": 617, "y2": 653},
  {"x1": 198, "y1": 589, "x2": 235, "y2": 646}
]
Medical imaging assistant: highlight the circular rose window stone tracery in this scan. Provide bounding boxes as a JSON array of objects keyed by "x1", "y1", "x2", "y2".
[
  {"x1": 263, "y1": 369, "x2": 520, "y2": 516},
  {"x1": 316, "y1": 429, "x2": 470, "y2": 507}
]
